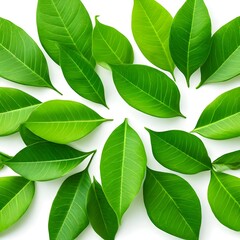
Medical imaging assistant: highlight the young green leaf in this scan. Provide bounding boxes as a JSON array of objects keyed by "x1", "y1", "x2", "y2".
[
  {"x1": 20, "y1": 125, "x2": 45, "y2": 146},
  {"x1": 144, "y1": 169, "x2": 201, "y2": 240},
  {"x1": 0, "y1": 176, "x2": 35, "y2": 232},
  {"x1": 132, "y1": 0, "x2": 174, "y2": 74},
  {"x1": 208, "y1": 171, "x2": 240, "y2": 231},
  {"x1": 37, "y1": 0, "x2": 93, "y2": 65},
  {"x1": 0, "y1": 152, "x2": 11, "y2": 170},
  {"x1": 100, "y1": 119, "x2": 147, "y2": 221},
  {"x1": 59, "y1": 47, "x2": 107, "y2": 107},
  {"x1": 213, "y1": 150, "x2": 240, "y2": 171},
  {"x1": 92, "y1": 17, "x2": 134, "y2": 67},
  {"x1": 193, "y1": 87, "x2": 240, "y2": 139},
  {"x1": 87, "y1": 179, "x2": 118, "y2": 240},
  {"x1": 0, "y1": 18, "x2": 56, "y2": 90},
  {"x1": 5, "y1": 142, "x2": 93, "y2": 181},
  {"x1": 49, "y1": 171, "x2": 91, "y2": 240},
  {"x1": 200, "y1": 17, "x2": 240, "y2": 87},
  {"x1": 24, "y1": 100, "x2": 109, "y2": 144},
  {"x1": 111, "y1": 64, "x2": 183, "y2": 118},
  {"x1": 147, "y1": 129, "x2": 212, "y2": 174},
  {"x1": 0, "y1": 88, "x2": 41, "y2": 136},
  {"x1": 170, "y1": 0, "x2": 211, "y2": 85}
]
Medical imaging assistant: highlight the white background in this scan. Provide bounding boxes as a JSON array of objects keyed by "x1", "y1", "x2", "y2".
[{"x1": 0, "y1": 0, "x2": 240, "y2": 239}]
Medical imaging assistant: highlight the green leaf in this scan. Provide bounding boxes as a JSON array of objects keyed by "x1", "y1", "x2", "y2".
[
  {"x1": 24, "y1": 100, "x2": 109, "y2": 144},
  {"x1": 5, "y1": 142, "x2": 93, "y2": 181},
  {"x1": 147, "y1": 129, "x2": 212, "y2": 174},
  {"x1": 200, "y1": 17, "x2": 240, "y2": 87},
  {"x1": 0, "y1": 87, "x2": 41, "y2": 136},
  {"x1": 170, "y1": 0, "x2": 211, "y2": 85},
  {"x1": 100, "y1": 119, "x2": 147, "y2": 221},
  {"x1": 208, "y1": 171, "x2": 240, "y2": 231},
  {"x1": 59, "y1": 47, "x2": 107, "y2": 107},
  {"x1": 144, "y1": 169, "x2": 201, "y2": 240},
  {"x1": 87, "y1": 179, "x2": 118, "y2": 240},
  {"x1": 92, "y1": 17, "x2": 134, "y2": 66},
  {"x1": 111, "y1": 64, "x2": 183, "y2": 118},
  {"x1": 132, "y1": 0, "x2": 174, "y2": 74},
  {"x1": 213, "y1": 150, "x2": 240, "y2": 171},
  {"x1": 0, "y1": 152, "x2": 11, "y2": 170},
  {"x1": 49, "y1": 170, "x2": 91, "y2": 240},
  {"x1": 20, "y1": 125, "x2": 45, "y2": 146},
  {"x1": 193, "y1": 87, "x2": 240, "y2": 139},
  {"x1": 0, "y1": 18, "x2": 55, "y2": 90},
  {"x1": 0, "y1": 176, "x2": 35, "y2": 232},
  {"x1": 37, "y1": 0, "x2": 93, "y2": 65}
]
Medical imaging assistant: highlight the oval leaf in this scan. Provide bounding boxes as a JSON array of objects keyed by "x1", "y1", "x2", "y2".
[
  {"x1": 111, "y1": 64, "x2": 183, "y2": 118},
  {"x1": 0, "y1": 88, "x2": 41, "y2": 136},
  {"x1": 148, "y1": 129, "x2": 212, "y2": 174},
  {"x1": 208, "y1": 171, "x2": 240, "y2": 231},
  {"x1": 87, "y1": 179, "x2": 118, "y2": 240},
  {"x1": 20, "y1": 125, "x2": 45, "y2": 146},
  {"x1": 92, "y1": 18, "x2": 134, "y2": 66},
  {"x1": 49, "y1": 171, "x2": 91, "y2": 240},
  {"x1": 5, "y1": 142, "x2": 93, "y2": 181},
  {"x1": 100, "y1": 119, "x2": 147, "y2": 221},
  {"x1": 170, "y1": 0, "x2": 211, "y2": 85},
  {"x1": 132, "y1": 0, "x2": 174, "y2": 74},
  {"x1": 0, "y1": 176, "x2": 35, "y2": 232},
  {"x1": 37, "y1": 0, "x2": 93, "y2": 64},
  {"x1": 24, "y1": 100, "x2": 109, "y2": 144},
  {"x1": 200, "y1": 17, "x2": 240, "y2": 86},
  {"x1": 144, "y1": 169, "x2": 201, "y2": 240},
  {"x1": 0, "y1": 18, "x2": 55, "y2": 90},
  {"x1": 193, "y1": 87, "x2": 240, "y2": 139}
]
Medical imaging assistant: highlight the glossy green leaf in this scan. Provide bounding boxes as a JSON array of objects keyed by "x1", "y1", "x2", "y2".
[
  {"x1": 87, "y1": 179, "x2": 118, "y2": 240},
  {"x1": 170, "y1": 0, "x2": 211, "y2": 85},
  {"x1": 132, "y1": 0, "x2": 174, "y2": 74},
  {"x1": 5, "y1": 142, "x2": 93, "y2": 181},
  {"x1": 200, "y1": 17, "x2": 240, "y2": 86},
  {"x1": 20, "y1": 125, "x2": 45, "y2": 146},
  {"x1": 37, "y1": 0, "x2": 93, "y2": 64},
  {"x1": 213, "y1": 150, "x2": 240, "y2": 171},
  {"x1": 193, "y1": 87, "x2": 240, "y2": 139},
  {"x1": 144, "y1": 169, "x2": 201, "y2": 240},
  {"x1": 148, "y1": 129, "x2": 212, "y2": 174},
  {"x1": 0, "y1": 18, "x2": 55, "y2": 90},
  {"x1": 208, "y1": 171, "x2": 240, "y2": 231},
  {"x1": 0, "y1": 88, "x2": 41, "y2": 136},
  {"x1": 92, "y1": 18, "x2": 134, "y2": 66},
  {"x1": 24, "y1": 100, "x2": 109, "y2": 144},
  {"x1": 0, "y1": 152, "x2": 11, "y2": 169},
  {"x1": 0, "y1": 176, "x2": 35, "y2": 232},
  {"x1": 111, "y1": 64, "x2": 183, "y2": 118},
  {"x1": 100, "y1": 119, "x2": 147, "y2": 221},
  {"x1": 49, "y1": 170, "x2": 91, "y2": 240},
  {"x1": 59, "y1": 47, "x2": 107, "y2": 107}
]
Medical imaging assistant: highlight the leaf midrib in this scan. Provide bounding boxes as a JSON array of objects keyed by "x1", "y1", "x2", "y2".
[
  {"x1": 0, "y1": 104, "x2": 40, "y2": 115},
  {"x1": 26, "y1": 119, "x2": 106, "y2": 124}
]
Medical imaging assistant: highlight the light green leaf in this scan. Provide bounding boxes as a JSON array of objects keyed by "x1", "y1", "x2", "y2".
[
  {"x1": 59, "y1": 47, "x2": 107, "y2": 107},
  {"x1": 132, "y1": 0, "x2": 174, "y2": 74},
  {"x1": 37, "y1": 0, "x2": 93, "y2": 64},
  {"x1": 5, "y1": 142, "x2": 93, "y2": 181},
  {"x1": 20, "y1": 125, "x2": 45, "y2": 146},
  {"x1": 87, "y1": 179, "x2": 118, "y2": 240},
  {"x1": 147, "y1": 129, "x2": 212, "y2": 174},
  {"x1": 200, "y1": 17, "x2": 240, "y2": 86},
  {"x1": 0, "y1": 152, "x2": 11, "y2": 170},
  {"x1": 24, "y1": 100, "x2": 109, "y2": 144},
  {"x1": 170, "y1": 0, "x2": 211, "y2": 85},
  {"x1": 111, "y1": 64, "x2": 183, "y2": 118},
  {"x1": 0, "y1": 87, "x2": 41, "y2": 136},
  {"x1": 193, "y1": 87, "x2": 240, "y2": 139},
  {"x1": 92, "y1": 17, "x2": 134, "y2": 67},
  {"x1": 0, "y1": 18, "x2": 55, "y2": 90},
  {"x1": 213, "y1": 150, "x2": 240, "y2": 171},
  {"x1": 49, "y1": 170, "x2": 91, "y2": 240},
  {"x1": 0, "y1": 176, "x2": 35, "y2": 232},
  {"x1": 100, "y1": 119, "x2": 147, "y2": 221},
  {"x1": 208, "y1": 171, "x2": 240, "y2": 231},
  {"x1": 144, "y1": 169, "x2": 201, "y2": 240}
]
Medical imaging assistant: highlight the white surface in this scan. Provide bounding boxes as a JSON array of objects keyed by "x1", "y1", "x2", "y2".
[{"x1": 0, "y1": 0, "x2": 240, "y2": 239}]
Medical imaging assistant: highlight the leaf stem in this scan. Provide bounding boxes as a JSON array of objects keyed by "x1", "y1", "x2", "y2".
[{"x1": 86, "y1": 150, "x2": 97, "y2": 170}]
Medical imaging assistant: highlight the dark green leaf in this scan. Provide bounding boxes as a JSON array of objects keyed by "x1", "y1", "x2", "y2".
[
  {"x1": 0, "y1": 152, "x2": 11, "y2": 170},
  {"x1": 20, "y1": 125, "x2": 45, "y2": 146}
]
